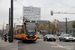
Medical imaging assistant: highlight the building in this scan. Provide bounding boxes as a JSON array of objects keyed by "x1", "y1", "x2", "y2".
[
  {"x1": 37, "y1": 20, "x2": 48, "y2": 26},
  {"x1": 23, "y1": 6, "x2": 41, "y2": 20},
  {"x1": 58, "y1": 21, "x2": 75, "y2": 35},
  {"x1": 6, "y1": 24, "x2": 9, "y2": 33}
]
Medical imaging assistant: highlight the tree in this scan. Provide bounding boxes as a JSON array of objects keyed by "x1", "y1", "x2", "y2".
[
  {"x1": 72, "y1": 22, "x2": 75, "y2": 28},
  {"x1": 45, "y1": 21, "x2": 51, "y2": 33},
  {"x1": 39, "y1": 24, "x2": 45, "y2": 30},
  {"x1": 50, "y1": 19, "x2": 59, "y2": 34},
  {"x1": 45, "y1": 21, "x2": 51, "y2": 28},
  {"x1": 51, "y1": 23, "x2": 56, "y2": 34},
  {"x1": 57, "y1": 24, "x2": 63, "y2": 32}
]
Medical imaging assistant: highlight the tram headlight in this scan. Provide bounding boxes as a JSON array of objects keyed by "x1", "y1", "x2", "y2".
[{"x1": 26, "y1": 35, "x2": 28, "y2": 36}]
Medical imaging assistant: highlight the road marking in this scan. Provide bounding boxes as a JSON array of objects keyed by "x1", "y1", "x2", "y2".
[
  {"x1": 57, "y1": 44, "x2": 74, "y2": 50},
  {"x1": 57, "y1": 44, "x2": 64, "y2": 48},
  {"x1": 46, "y1": 42, "x2": 57, "y2": 45},
  {"x1": 49, "y1": 42, "x2": 56, "y2": 45},
  {"x1": 45, "y1": 42, "x2": 74, "y2": 50}
]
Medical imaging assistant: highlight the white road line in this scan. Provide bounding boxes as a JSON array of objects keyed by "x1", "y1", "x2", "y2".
[
  {"x1": 46, "y1": 42, "x2": 74, "y2": 50},
  {"x1": 57, "y1": 44, "x2": 65, "y2": 48},
  {"x1": 49, "y1": 42, "x2": 57, "y2": 45},
  {"x1": 57, "y1": 44, "x2": 74, "y2": 50}
]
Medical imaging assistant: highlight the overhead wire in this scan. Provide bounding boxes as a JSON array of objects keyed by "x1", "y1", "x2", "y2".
[
  {"x1": 14, "y1": 18, "x2": 22, "y2": 24},
  {"x1": 14, "y1": 0, "x2": 75, "y2": 19},
  {"x1": 14, "y1": 0, "x2": 24, "y2": 6},
  {"x1": 53, "y1": 0, "x2": 75, "y2": 8},
  {"x1": 52, "y1": 0, "x2": 75, "y2": 12},
  {"x1": 15, "y1": 0, "x2": 75, "y2": 8}
]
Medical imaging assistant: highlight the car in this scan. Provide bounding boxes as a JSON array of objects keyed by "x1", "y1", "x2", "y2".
[
  {"x1": 57, "y1": 33, "x2": 61, "y2": 36},
  {"x1": 43, "y1": 34, "x2": 56, "y2": 41},
  {"x1": 59, "y1": 34, "x2": 75, "y2": 42}
]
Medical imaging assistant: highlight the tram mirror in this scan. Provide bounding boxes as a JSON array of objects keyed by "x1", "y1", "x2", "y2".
[{"x1": 21, "y1": 25, "x2": 23, "y2": 27}]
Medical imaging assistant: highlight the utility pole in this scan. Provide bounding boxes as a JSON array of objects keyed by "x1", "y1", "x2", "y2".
[
  {"x1": 66, "y1": 18, "x2": 67, "y2": 34},
  {"x1": 63, "y1": 18, "x2": 69, "y2": 34},
  {"x1": 11, "y1": 0, "x2": 13, "y2": 42},
  {"x1": 9, "y1": 0, "x2": 13, "y2": 42},
  {"x1": 8, "y1": 8, "x2": 11, "y2": 42}
]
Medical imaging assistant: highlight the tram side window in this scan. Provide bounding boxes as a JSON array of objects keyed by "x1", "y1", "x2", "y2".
[
  {"x1": 18, "y1": 29, "x2": 21, "y2": 34},
  {"x1": 15, "y1": 31, "x2": 17, "y2": 34},
  {"x1": 17, "y1": 30, "x2": 19, "y2": 34},
  {"x1": 21, "y1": 25, "x2": 24, "y2": 33},
  {"x1": 19, "y1": 29, "x2": 21, "y2": 34},
  {"x1": 14, "y1": 31, "x2": 16, "y2": 35}
]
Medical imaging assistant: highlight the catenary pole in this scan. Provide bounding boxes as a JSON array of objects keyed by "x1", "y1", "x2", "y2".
[{"x1": 9, "y1": 0, "x2": 13, "y2": 42}]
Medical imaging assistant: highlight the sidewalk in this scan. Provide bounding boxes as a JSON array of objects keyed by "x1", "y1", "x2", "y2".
[{"x1": 0, "y1": 37, "x2": 18, "y2": 50}]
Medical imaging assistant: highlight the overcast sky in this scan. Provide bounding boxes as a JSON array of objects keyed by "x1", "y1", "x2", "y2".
[{"x1": 0, "y1": 0, "x2": 75, "y2": 29}]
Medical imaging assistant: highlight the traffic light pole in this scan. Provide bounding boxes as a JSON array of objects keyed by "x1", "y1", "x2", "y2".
[{"x1": 51, "y1": 10, "x2": 73, "y2": 34}]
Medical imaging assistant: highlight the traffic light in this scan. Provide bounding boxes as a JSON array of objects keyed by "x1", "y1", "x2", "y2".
[{"x1": 51, "y1": 10, "x2": 53, "y2": 16}]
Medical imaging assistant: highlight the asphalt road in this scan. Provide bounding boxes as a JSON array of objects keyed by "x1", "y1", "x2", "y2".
[{"x1": 18, "y1": 39, "x2": 75, "y2": 50}]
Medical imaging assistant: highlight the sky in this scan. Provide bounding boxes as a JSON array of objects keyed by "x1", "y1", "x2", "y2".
[{"x1": 0, "y1": 0, "x2": 75, "y2": 29}]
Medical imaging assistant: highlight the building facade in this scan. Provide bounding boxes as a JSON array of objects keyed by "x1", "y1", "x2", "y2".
[
  {"x1": 6, "y1": 24, "x2": 9, "y2": 33},
  {"x1": 23, "y1": 6, "x2": 41, "y2": 20},
  {"x1": 58, "y1": 21, "x2": 75, "y2": 35}
]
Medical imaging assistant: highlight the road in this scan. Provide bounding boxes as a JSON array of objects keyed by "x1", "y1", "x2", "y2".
[{"x1": 18, "y1": 39, "x2": 75, "y2": 50}]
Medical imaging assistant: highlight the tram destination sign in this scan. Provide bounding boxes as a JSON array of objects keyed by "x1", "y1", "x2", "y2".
[{"x1": 26, "y1": 23, "x2": 35, "y2": 25}]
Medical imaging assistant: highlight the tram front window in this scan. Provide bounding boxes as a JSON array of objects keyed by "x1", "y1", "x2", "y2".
[{"x1": 26, "y1": 25, "x2": 36, "y2": 33}]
